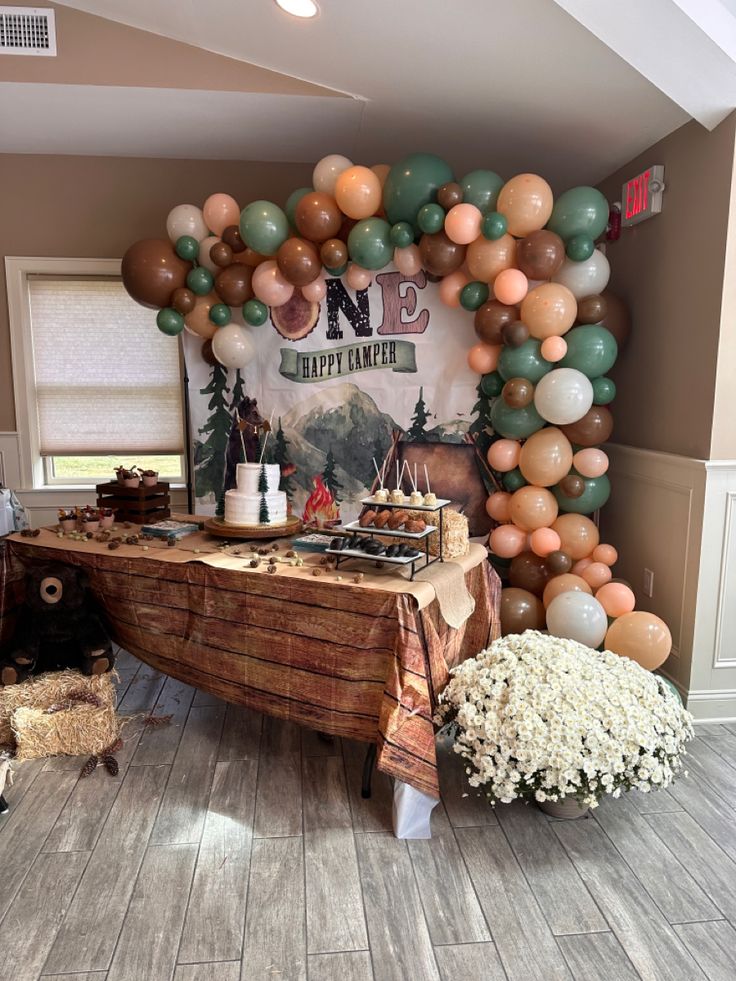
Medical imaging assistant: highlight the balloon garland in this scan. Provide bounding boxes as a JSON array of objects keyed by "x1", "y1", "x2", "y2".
[{"x1": 121, "y1": 151, "x2": 671, "y2": 672}]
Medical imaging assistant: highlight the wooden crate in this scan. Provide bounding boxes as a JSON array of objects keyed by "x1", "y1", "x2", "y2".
[{"x1": 96, "y1": 481, "x2": 171, "y2": 524}]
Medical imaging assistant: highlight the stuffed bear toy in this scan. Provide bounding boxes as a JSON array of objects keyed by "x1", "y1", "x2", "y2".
[{"x1": 0, "y1": 563, "x2": 115, "y2": 686}]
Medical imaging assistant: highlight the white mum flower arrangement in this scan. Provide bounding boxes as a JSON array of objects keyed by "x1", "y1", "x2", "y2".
[{"x1": 437, "y1": 630, "x2": 694, "y2": 809}]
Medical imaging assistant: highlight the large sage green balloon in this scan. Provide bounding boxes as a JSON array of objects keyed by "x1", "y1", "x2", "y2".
[
  {"x1": 239, "y1": 200, "x2": 289, "y2": 256},
  {"x1": 547, "y1": 186, "x2": 609, "y2": 241},
  {"x1": 481, "y1": 371, "x2": 504, "y2": 397},
  {"x1": 559, "y1": 324, "x2": 617, "y2": 378},
  {"x1": 503, "y1": 467, "x2": 527, "y2": 492},
  {"x1": 491, "y1": 398, "x2": 545, "y2": 439},
  {"x1": 347, "y1": 218, "x2": 393, "y2": 270},
  {"x1": 592, "y1": 376, "x2": 616, "y2": 405},
  {"x1": 383, "y1": 153, "x2": 454, "y2": 226},
  {"x1": 285, "y1": 187, "x2": 311, "y2": 229},
  {"x1": 461, "y1": 169, "x2": 504, "y2": 213},
  {"x1": 498, "y1": 338, "x2": 552, "y2": 384},
  {"x1": 554, "y1": 473, "x2": 611, "y2": 514}
]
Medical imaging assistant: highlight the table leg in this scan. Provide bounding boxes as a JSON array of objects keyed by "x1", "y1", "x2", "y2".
[
  {"x1": 361, "y1": 743, "x2": 377, "y2": 799},
  {"x1": 0, "y1": 794, "x2": 8, "y2": 815},
  {"x1": 317, "y1": 732, "x2": 335, "y2": 745}
]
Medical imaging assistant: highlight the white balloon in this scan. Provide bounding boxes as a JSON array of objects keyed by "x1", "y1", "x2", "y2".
[
  {"x1": 552, "y1": 249, "x2": 610, "y2": 299},
  {"x1": 166, "y1": 204, "x2": 209, "y2": 244},
  {"x1": 534, "y1": 368, "x2": 593, "y2": 425},
  {"x1": 546, "y1": 591, "x2": 608, "y2": 648},
  {"x1": 211, "y1": 324, "x2": 256, "y2": 369},
  {"x1": 198, "y1": 235, "x2": 221, "y2": 275},
  {"x1": 312, "y1": 153, "x2": 353, "y2": 195}
]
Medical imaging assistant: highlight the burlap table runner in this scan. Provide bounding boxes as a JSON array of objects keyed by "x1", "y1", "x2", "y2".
[{"x1": 410, "y1": 559, "x2": 475, "y2": 629}]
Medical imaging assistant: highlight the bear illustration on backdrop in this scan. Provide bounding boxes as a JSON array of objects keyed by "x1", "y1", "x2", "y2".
[{"x1": 0, "y1": 563, "x2": 114, "y2": 686}]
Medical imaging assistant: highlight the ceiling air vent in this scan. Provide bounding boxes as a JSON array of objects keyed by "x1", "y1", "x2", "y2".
[{"x1": 0, "y1": 6, "x2": 56, "y2": 56}]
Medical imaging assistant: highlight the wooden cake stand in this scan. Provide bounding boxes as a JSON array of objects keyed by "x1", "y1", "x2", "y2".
[{"x1": 204, "y1": 515, "x2": 302, "y2": 540}]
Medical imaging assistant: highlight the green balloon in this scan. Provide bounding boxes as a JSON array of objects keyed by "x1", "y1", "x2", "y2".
[
  {"x1": 498, "y1": 338, "x2": 552, "y2": 384},
  {"x1": 209, "y1": 303, "x2": 232, "y2": 327},
  {"x1": 547, "y1": 186, "x2": 609, "y2": 241},
  {"x1": 175, "y1": 235, "x2": 199, "y2": 261},
  {"x1": 186, "y1": 266, "x2": 214, "y2": 296},
  {"x1": 390, "y1": 221, "x2": 414, "y2": 248},
  {"x1": 566, "y1": 233, "x2": 595, "y2": 262},
  {"x1": 461, "y1": 169, "x2": 504, "y2": 213},
  {"x1": 559, "y1": 324, "x2": 617, "y2": 378},
  {"x1": 243, "y1": 299, "x2": 268, "y2": 326},
  {"x1": 480, "y1": 371, "x2": 504, "y2": 397},
  {"x1": 592, "y1": 376, "x2": 616, "y2": 405},
  {"x1": 657, "y1": 676, "x2": 682, "y2": 704},
  {"x1": 554, "y1": 474, "x2": 610, "y2": 514},
  {"x1": 481, "y1": 211, "x2": 507, "y2": 240},
  {"x1": 460, "y1": 281, "x2": 489, "y2": 311},
  {"x1": 491, "y1": 399, "x2": 545, "y2": 439},
  {"x1": 347, "y1": 218, "x2": 393, "y2": 271},
  {"x1": 285, "y1": 187, "x2": 311, "y2": 228},
  {"x1": 156, "y1": 307, "x2": 184, "y2": 336},
  {"x1": 325, "y1": 263, "x2": 348, "y2": 278},
  {"x1": 383, "y1": 153, "x2": 454, "y2": 226},
  {"x1": 417, "y1": 203, "x2": 445, "y2": 234},
  {"x1": 239, "y1": 199, "x2": 289, "y2": 256},
  {"x1": 503, "y1": 468, "x2": 528, "y2": 492}
]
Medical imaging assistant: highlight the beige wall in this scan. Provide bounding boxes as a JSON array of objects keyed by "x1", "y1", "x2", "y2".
[
  {"x1": 598, "y1": 114, "x2": 736, "y2": 460},
  {"x1": 0, "y1": 154, "x2": 313, "y2": 431}
]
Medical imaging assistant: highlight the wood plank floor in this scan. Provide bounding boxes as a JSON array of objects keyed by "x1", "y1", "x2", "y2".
[{"x1": 2, "y1": 648, "x2": 736, "y2": 981}]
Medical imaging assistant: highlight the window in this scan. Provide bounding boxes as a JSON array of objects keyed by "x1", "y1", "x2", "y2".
[{"x1": 6, "y1": 258, "x2": 186, "y2": 487}]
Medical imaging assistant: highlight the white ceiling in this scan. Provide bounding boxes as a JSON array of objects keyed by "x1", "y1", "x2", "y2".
[{"x1": 4, "y1": 0, "x2": 732, "y2": 186}]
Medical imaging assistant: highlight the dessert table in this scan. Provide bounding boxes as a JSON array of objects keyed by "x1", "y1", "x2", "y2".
[{"x1": 0, "y1": 522, "x2": 500, "y2": 835}]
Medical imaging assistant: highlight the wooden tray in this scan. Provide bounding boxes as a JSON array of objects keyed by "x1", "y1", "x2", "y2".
[{"x1": 204, "y1": 515, "x2": 302, "y2": 540}]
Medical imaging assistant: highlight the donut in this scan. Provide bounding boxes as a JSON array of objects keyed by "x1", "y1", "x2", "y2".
[
  {"x1": 359, "y1": 509, "x2": 377, "y2": 527},
  {"x1": 405, "y1": 518, "x2": 426, "y2": 534},
  {"x1": 373, "y1": 509, "x2": 392, "y2": 528}
]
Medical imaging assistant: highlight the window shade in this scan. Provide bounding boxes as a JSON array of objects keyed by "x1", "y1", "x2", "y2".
[{"x1": 28, "y1": 277, "x2": 184, "y2": 456}]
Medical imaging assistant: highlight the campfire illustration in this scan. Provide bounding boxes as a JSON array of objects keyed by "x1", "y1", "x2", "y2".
[{"x1": 302, "y1": 475, "x2": 340, "y2": 529}]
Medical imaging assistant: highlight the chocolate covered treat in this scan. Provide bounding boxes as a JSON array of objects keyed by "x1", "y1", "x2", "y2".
[
  {"x1": 374, "y1": 488, "x2": 389, "y2": 504},
  {"x1": 409, "y1": 490, "x2": 424, "y2": 506},
  {"x1": 390, "y1": 489, "x2": 405, "y2": 504}
]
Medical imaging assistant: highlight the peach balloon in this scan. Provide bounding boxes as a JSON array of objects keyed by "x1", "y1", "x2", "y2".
[
  {"x1": 592, "y1": 544, "x2": 618, "y2": 566},
  {"x1": 552, "y1": 514, "x2": 600, "y2": 560},
  {"x1": 467, "y1": 234, "x2": 516, "y2": 284},
  {"x1": 335, "y1": 166, "x2": 383, "y2": 220},
  {"x1": 371, "y1": 163, "x2": 391, "y2": 186},
  {"x1": 486, "y1": 491, "x2": 511, "y2": 522},
  {"x1": 605, "y1": 612, "x2": 672, "y2": 670},
  {"x1": 302, "y1": 275, "x2": 327, "y2": 302},
  {"x1": 489, "y1": 524, "x2": 527, "y2": 559},
  {"x1": 571, "y1": 557, "x2": 593, "y2": 576},
  {"x1": 518, "y1": 427, "x2": 573, "y2": 486},
  {"x1": 540, "y1": 336, "x2": 568, "y2": 362},
  {"x1": 573, "y1": 448, "x2": 609, "y2": 479},
  {"x1": 394, "y1": 245, "x2": 422, "y2": 276},
  {"x1": 203, "y1": 193, "x2": 240, "y2": 237},
  {"x1": 582, "y1": 562, "x2": 612, "y2": 589},
  {"x1": 543, "y1": 573, "x2": 592, "y2": 608},
  {"x1": 494, "y1": 268, "x2": 529, "y2": 305},
  {"x1": 530, "y1": 527, "x2": 561, "y2": 557},
  {"x1": 520, "y1": 283, "x2": 577, "y2": 339},
  {"x1": 183, "y1": 292, "x2": 220, "y2": 340},
  {"x1": 509, "y1": 486, "x2": 559, "y2": 532},
  {"x1": 439, "y1": 269, "x2": 470, "y2": 308},
  {"x1": 346, "y1": 263, "x2": 373, "y2": 291},
  {"x1": 444, "y1": 203, "x2": 483, "y2": 245},
  {"x1": 468, "y1": 343, "x2": 501, "y2": 374},
  {"x1": 487, "y1": 439, "x2": 521, "y2": 473},
  {"x1": 497, "y1": 174, "x2": 554, "y2": 237},
  {"x1": 596, "y1": 582, "x2": 636, "y2": 618},
  {"x1": 252, "y1": 260, "x2": 295, "y2": 307}
]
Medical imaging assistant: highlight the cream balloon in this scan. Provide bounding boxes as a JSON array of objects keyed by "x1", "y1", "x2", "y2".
[
  {"x1": 552, "y1": 250, "x2": 611, "y2": 300},
  {"x1": 211, "y1": 324, "x2": 256, "y2": 369},
  {"x1": 534, "y1": 368, "x2": 594, "y2": 425},
  {"x1": 518, "y1": 427, "x2": 573, "y2": 486},
  {"x1": 313, "y1": 154, "x2": 353, "y2": 195},
  {"x1": 198, "y1": 236, "x2": 221, "y2": 275},
  {"x1": 166, "y1": 204, "x2": 208, "y2": 244},
  {"x1": 546, "y1": 590, "x2": 608, "y2": 648}
]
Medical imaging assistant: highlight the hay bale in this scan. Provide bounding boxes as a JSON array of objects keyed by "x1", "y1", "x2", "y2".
[
  {"x1": 11, "y1": 703, "x2": 119, "y2": 761},
  {"x1": 399, "y1": 507, "x2": 470, "y2": 558}
]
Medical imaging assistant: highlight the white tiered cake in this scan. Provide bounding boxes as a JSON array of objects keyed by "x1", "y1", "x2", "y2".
[{"x1": 224, "y1": 463, "x2": 287, "y2": 526}]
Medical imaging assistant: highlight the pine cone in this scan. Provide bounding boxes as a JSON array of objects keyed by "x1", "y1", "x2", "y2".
[
  {"x1": 103, "y1": 737, "x2": 123, "y2": 755},
  {"x1": 67, "y1": 689, "x2": 103, "y2": 708},
  {"x1": 80, "y1": 755, "x2": 98, "y2": 778},
  {"x1": 102, "y1": 755, "x2": 119, "y2": 776},
  {"x1": 142, "y1": 713, "x2": 173, "y2": 728}
]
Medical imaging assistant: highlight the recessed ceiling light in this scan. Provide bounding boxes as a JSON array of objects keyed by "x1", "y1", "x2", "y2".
[{"x1": 274, "y1": 0, "x2": 319, "y2": 18}]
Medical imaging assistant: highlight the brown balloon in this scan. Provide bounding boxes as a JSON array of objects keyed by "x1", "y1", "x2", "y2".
[
  {"x1": 121, "y1": 238, "x2": 190, "y2": 309},
  {"x1": 295, "y1": 192, "x2": 343, "y2": 243},
  {"x1": 500, "y1": 587, "x2": 547, "y2": 634},
  {"x1": 214, "y1": 264, "x2": 253, "y2": 306},
  {"x1": 418, "y1": 231, "x2": 466, "y2": 277},
  {"x1": 276, "y1": 237, "x2": 321, "y2": 286},
  {"x1": 474, "y1": 301, "x2": 517, "y2": 344},
  {"x1": 546, "y1": 550, "x2": 573, "y2": 575},
  {"x1": 201, "y1": 338, "x2": 219, "y2": 366},
  {"x1": 502, "y1": 321, "x2": 530, "y2": 349},
  {"x1": 517, "y1": 230, "x2": 565, "y2": 280},
  {"x1": 222, "y1": 225, "x2": 246, "y2": 252},
  {"x1": 560, "y1": 406, "x2": 614, "y2": 447},
  {"x1": 600, "y1": 289, "x2": 631, "y2": 349},
  {"x1": 437, "y1": 181, "x2": 463, "y2": 210},
  {"x1": 559, "y1": 474, "x2": 585, "y2": 498},
  {"x1": 576, "y1": 293, "x2": 607, "y2": 325},
  {"x1": 502, "y1": 377, "x2": 534, "y2": 408},
  {"x1": 171, "y1": 287, "x2": 196, "y2": 315},
  {"x1": 210, "y1": 241, "x2": 233, "y2": 268},
  {"x1": 320, "y1": 238, "x2": 348, "y2": 270},
  {"x1": 509, "y1": 551, "x2": 552, "y2": 597}
]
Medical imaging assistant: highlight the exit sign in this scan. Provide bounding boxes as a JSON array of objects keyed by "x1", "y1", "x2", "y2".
[{"x1": 622, "y1": 165, "x2": 665, "y2": 226}]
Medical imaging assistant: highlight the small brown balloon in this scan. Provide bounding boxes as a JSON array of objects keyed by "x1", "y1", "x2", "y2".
[
  {"x1": 209, "y1": 241, "x2": 233, "y2": 268},
  {"x1": 560, "y1": 406, "x2": 614, "y2": 447},
  {"x1": 171, "y1": 287, "x2": 196, "y2": 315},
  {"x1": 474, "y1": 301, "x2": 517, "y2": 344},
  {"x1": 576, "y1": 293, "x2": 607, "y2": 325},
  {"x1": 437, "y1": 181, "x2": 463, "y2": 210},
  {"x1": 502, "y1": 320, "x2": 530, "y2": 349},
  {"x1": 201, "y1": 338, "x2": 219, "y2": 366},
  {"x1": 502, "y1": 377, "x2": 534, "y2": 408},
  {"x1": 222, "y1": 225, "x2": 246, "y2": 252},
  {"x1": 546, "y1": 550, "x2": 573, "y2": 575},
  {"x1": 559, "y1": 474, "x2": 585, "y2": 498},
  {"x1": 295, "y1": 191, "x2": 343, "y2": 243},
  {"x1": 214, "y1": 264, "x2": 253, "y2": 306},
  {"x1": 418, "y1": 231, "x2": 466, "y2": 277},
  {"x1": 276, "y1": 237, "x2": 321, "y2": 286},
  {"x1": 320, "y1": 238, "x2": 348, "y2": 270},
  {"x1": 500, "y1": 586, "x2": 546, "y2": 634},
  {"x1": 509, "y1": 551, "x2": 551, "y2": 597},
  {"x1": 517, "y1": 230, "x2": 565, "y2": 280}
]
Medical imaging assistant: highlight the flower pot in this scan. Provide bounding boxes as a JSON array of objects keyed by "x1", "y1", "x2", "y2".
[
  {"x1": 60, "y1": 518, "x2": 76, "y2": 532},
  {"x1": 100, "y1": 513, "x2": 115, "y2": 529},
  {"x1": 123, "y1": 477, "x2": 140, "y2": 488},
  {"x1": 142, "y1": 474, "x2": 158, "y2": 487},
  {"x1": 537, "y1": 797, "x2": 589, "y2": 819},
  {"x1": 83, "y1": 520, "x2": 100, "y2": 533}
]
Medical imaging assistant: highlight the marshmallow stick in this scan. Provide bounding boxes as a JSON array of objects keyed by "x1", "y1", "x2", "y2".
[
  {"x1": 413, "y1": 463, "x2": 418, "y2": 493},
  {"x1": 372, "y1": 457, "x2": 383, "y2": 488},
  {"x1": 396, "y1": 459, "x2": 400, "y2": 490},
  {"x1": 237, "y1": 413, "x2": 248, "y2": 463},
  {"x1": 258, "y1": 409, "x2": 275, "y2": 464},
  {"x1": 424, "y1": 463, "x2": 431, "y2": 494},
  {"x1": 407, "y1": 461, "x2": 417, "y2": 492}
]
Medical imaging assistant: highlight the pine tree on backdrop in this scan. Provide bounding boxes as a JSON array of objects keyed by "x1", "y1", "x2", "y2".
[
  {"x1": 469, "y1": 379, "x2": 496, "y2": 492},
  {"x1": 322, "y1": 448, "x2": 343, "y2": 503},
  {"x1": 197, "y1": 362, "x2": 231, "y2": 509},
  {"x1": 257, "y1": 463, "x2": 270, "y2": 523},
  {"x1": 407, "y1": 387, "x2": 431, "y2": 441},
  {"x1": 273, "y1": 418, "x2": 295, "y2": 500},
  {"x1": 230, "y1": 369, "x2": 246, "y2": 419}
]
